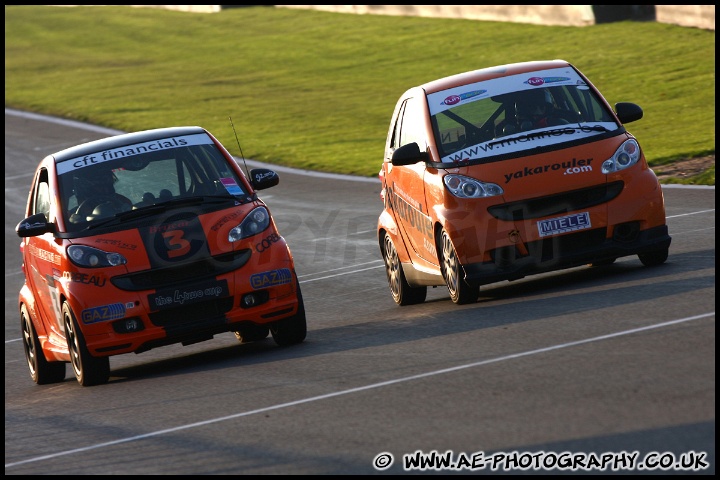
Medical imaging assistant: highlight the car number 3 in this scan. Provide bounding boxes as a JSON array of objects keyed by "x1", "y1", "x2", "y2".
[{"x1": 162, "y1": 229, "x2": 191, "y2": 258}]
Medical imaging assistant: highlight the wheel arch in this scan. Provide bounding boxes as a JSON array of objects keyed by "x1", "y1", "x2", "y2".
[
  {"x1": 378, "y1": 210, "x2": 411, "y2": 263},
  {"x1": 18, "y1": 282, "x2": 52, "y2": 340}
]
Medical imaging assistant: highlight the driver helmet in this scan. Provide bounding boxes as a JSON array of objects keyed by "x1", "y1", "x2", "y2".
[
  {"x1": 73, "y1": 167, "x2": 116, "y2": 203},
  {"x1": 515, "y1": 88, "x2": 553, "y2": 121}
]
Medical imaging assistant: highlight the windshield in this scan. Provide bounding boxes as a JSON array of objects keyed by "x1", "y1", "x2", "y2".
[
  {"x1": 427, "y1": 67, "x2": 618, "y2": 162},
  {"x1": 57, "y1": 132, "x2": 249, "y2": 233}
]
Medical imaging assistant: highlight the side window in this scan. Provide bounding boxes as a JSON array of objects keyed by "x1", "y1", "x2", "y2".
[
  {"x1": 33, "y1": 169, "x2": 51, "y2": 221},
  {"x1": 398, "y1": 96, "x2": 425, "y2": 148},
  {"x1": 389, "y1": 101, "x2": 407, "y2": 150}
]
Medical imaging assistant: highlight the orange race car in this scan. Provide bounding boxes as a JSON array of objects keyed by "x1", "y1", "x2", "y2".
[
  {"x1": 378, "y1": 60, "x2": 671, "y2": 305},
  {"x1": 17, "y1": 126, "x2": 306, "y2": 386}
]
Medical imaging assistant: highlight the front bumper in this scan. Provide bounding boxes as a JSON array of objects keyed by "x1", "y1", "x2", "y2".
[
  {"x1": 74, "y1": 245, "x2": 301, "y2": 356},
  {"x1": 463, "y1": 224, "x2": 671, "y2": 285}
]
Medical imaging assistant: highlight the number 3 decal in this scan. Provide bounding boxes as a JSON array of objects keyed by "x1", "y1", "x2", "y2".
[
  {"x1": 163, "y1": 230, "x2": 191, "y2": 258},
  {"x1": 144, "y1": 214, "x2": 206, "y2": 265}
]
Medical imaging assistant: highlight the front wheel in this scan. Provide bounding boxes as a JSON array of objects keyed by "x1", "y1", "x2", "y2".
[
  {"x1": 21, "y1": 305, "x2": 66, "y2": 384},
  {"x1": 638, "y1": 248, "x2": 669, "y2": 267},
  {"x1": 382, "y1": 233, "x2": 427, "y2": 306},
  {"x1": 439, "y1": 230, "x2": 478, "y2": 305},
  {"x1": 63, "y1": 302, "x2": 110, "y2": 386},
  {"x1": 270, "y1": 279, "x2": 307, "y2": 346}
]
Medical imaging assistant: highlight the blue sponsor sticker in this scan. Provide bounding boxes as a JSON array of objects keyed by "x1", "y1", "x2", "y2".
[
  {"x1": 441, "y1": 89, "x2": 487, "y2": 105},
  {"x1": 525, "y1": 76, "x2": 571, "y2": 86},
  {"x1": 220, "y1": 177, "x2": 243, "y2": 195},
  {"x1": 82, "y1": 303, "x2": 126, "y2": 324},
  {"x1": 250, "y1": 268, "x2": 292, "y2": 289}
]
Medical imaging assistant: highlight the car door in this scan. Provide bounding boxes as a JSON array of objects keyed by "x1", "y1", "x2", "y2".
[
  {"x1": 22, "y1": 167, "x2": 66, "y2": 344},
  {"x1": 383, "y1": 94, "x2": 437, "y2": 265}
]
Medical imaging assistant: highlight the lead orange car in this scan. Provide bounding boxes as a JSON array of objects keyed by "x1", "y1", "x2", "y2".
[
  {"x1": 378, "y1": 60, "x2": 671, "y2": 305},
  {"x1": 17, "y1": 126, "x2": 306, "y2": 386}
]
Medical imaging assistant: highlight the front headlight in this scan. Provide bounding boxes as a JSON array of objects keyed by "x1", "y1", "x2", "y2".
[
  {"x1": 228, "y1": 206, "x2": 270, "y2": 242},
  {"x1": 67, "y1": 245, "x2": 127, "y2": 268},
  {"x1": 602, "y1": 139, "x2": 641, "y2": 174},
  {"x1": 443, "y1": 174, "x2": 503, "y2": 198}
]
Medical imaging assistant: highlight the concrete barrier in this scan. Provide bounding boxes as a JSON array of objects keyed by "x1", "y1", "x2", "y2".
[
  {"x1": 275, "y1": 5, "x2": 715, "y2": 31},
  {"x1": 655, "y1": 5, "x2": 715, "y2": 30},
  {"x1": 51, "y1": 5, "x2": 716, "y2": 31},
  {"x1": 276, "y1": 5, "x2": 595, "y2": 27}
]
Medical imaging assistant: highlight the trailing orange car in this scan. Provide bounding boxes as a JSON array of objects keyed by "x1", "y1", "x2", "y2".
[
  {"x1": 17, "y1": 126, "x2": 306, "y2": 386},
  {"x1": 378, "y1": 60, "x2": 671, "y2": 305}
]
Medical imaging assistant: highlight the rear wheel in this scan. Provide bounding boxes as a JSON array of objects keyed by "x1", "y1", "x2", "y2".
[
  {"x1": 382, "y1": 233, "x2": 427, "y2": 305},
  {"x1": 270, "y1": 279, "x2": 307, "y2": 346},
  {"x1": 21, "y1": 305, "x2": 66, "y2": 384},
  {"x1": 63, "y1": 302, "x2": 110, "y2": 386},
  {"x1": 439, "y1": 230, "x2": 478, "y2": 305},
  {"x1": 638, "y1": 248, "x2": 669, "y2": 267}
]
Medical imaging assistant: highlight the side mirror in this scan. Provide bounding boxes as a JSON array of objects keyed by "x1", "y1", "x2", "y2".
[
  {"x1": 615, "y1": 102, "x2": 643, "y2": 124},
  {"x1": 249, "y1": 168, "x2": 279, "y2": 191},
  {"x1": 391, "y1": 142, "x2": 428, "y2": 166},
  {"x1": 16, "y1": 213, "x2": 54, "y2": 237}
]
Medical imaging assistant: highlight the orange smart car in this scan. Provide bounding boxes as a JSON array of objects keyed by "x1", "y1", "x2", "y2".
[
  {"x1": 17, "y1": 126, "x2": 306, "y2": 386},
  {"x1": 378, "y1": 60, "x2": 671, "y2": 305}
]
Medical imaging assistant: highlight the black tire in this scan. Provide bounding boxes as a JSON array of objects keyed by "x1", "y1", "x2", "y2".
[
  {"x1": 21, "y1": 305, "x2": 66, "y2": 385},
  {"x1": 638, "y1": 248, "x2": 669, "y2": 267},
  {"x1": 439, "y1": 229, "x2": 478, "y2": 305},
  {"x1": 382, "y1": 233, "x2": 427, "y2": 306},
  {"x1": 234, "y1": 324, "x2": 270, "y2": 343},
  {"x1": 270, "y1": 280, "x2": 307, "y2": 347},
  {"x1": 63, "y1": 302, "x2": 110, "y2": 386}
]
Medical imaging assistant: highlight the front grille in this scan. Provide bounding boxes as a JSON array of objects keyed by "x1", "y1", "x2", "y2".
[
  {"x1": 111, "y1": 249, "x2": 251, "y2": 291},
  {"x1": 488, "y1": 181, "x2": 624, "y2": 221},
  {"x1": 148, "y1": 297, "x2": 234, "y2": 327},
  {"x1": 491, "y1": 227, "x2": 608, "y2": 264},
  {"x1": 529, "y1": 227, "x2": 608, "y2": 262}
]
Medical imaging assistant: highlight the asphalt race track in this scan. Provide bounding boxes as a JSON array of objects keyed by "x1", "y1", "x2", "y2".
[{"x1": 4, "y1": 109, "x2": 715, "y2": 475}]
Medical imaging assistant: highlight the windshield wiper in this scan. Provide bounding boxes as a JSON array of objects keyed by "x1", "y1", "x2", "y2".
[
  {"x1": 84, "y1": 206, "x2": 165, "y2": 230},
  {"x1": 575, "y1": 124, "x2": 612, "y2": 133},
  {"x1": 154, "y1": 194, "x2": 239, "y2": 208},
  {"x1": 84, "y1": 195, "x2": 240, "y2": 230}
]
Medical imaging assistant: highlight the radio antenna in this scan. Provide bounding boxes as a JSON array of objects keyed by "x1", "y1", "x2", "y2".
[{"x1": 229, "y1": 116, "x2": 250, "y2": 178}]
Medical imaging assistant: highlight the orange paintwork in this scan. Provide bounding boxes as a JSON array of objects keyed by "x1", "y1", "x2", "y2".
[{"x1": 17, "y1": 126, "x2": 306, "y2": 385}]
